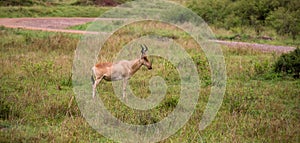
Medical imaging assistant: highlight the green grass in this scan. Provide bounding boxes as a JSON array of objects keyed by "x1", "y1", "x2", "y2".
[
  {"x1": 68, "y1": 19, "x2": 299, "y2": 47},
  {"x1": 68, "y1": 20, "x2": 191, "y2": 39},
  {"x1": 0, "y1": 21, "x2": 299, "y2": 142},
  {"x1": 0, "y1": 6, "x2": 110, "y2": 18},
  {"x1": 211, "y1": 26, "x2": 300, "y2": 47},
  {"x1": 68, "y1": 20, "x2": 125, "y2": 32}
]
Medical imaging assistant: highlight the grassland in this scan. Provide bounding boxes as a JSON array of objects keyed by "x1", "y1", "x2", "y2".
[
  {"x1": 0, "y1": 6, "x2": 109, "y2": 18},
  {"x1": 68, "y1": 20, "x2": 300, "y2": 47},
  {"x1": 0, "y1": 19, "x2": 299, "y2": 142},
  {"x1": 211, "y1": 26, "x2": 300, "y2": 47}
]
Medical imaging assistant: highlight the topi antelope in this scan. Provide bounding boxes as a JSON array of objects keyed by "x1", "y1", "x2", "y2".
[{"x1": 91, "y1": 44, "x2": 152, "y2": 98}]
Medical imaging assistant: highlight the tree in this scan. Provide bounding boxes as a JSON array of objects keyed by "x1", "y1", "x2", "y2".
[
  {"x1": 266, "y1": 0, "x2": 300, "y2": 39},
  {"x1": 187, "y1": 0, "x2": 231, "y2": 25},
  {"x1": 230, "y1": 0, "x2": 280, "y2": 35}
]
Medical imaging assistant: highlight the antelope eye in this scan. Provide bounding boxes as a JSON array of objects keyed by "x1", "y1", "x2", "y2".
[{"x1": 144, "y1": 57, "x2": 149, "y2": 61}]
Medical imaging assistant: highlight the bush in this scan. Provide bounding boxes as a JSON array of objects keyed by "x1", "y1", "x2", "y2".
[
  {"x1": 188, "y1": 0, "x2": 300, "y2": 38},
  {"x1": 274, "y1": 48, "x2": 300, "y2": 78},
  {"x1": 267, "y1": 6, "x2": 300, "y2": 40},
  {"x1": 187, "y1": 0, "x2": 231, "y2": 25}
]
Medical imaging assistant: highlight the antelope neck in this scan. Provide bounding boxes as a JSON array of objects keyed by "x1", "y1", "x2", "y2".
[{"x1": 130, "y1": 59, "x2": 143, "y2": 75}]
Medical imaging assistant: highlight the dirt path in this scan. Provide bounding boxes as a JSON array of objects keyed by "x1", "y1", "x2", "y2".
[
  {"x1": 0, "y1": 17, "x2": 102, "y2": 34},
  {"x1": 0, "y1": 18, "x2": 296, "y2": 53},
  {"x1": 212, "y1": 40, "x2": 295, "y2": 53}
]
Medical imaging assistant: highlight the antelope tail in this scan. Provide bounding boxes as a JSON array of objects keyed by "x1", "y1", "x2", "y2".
[{"x1": 91, "y1": 68, "x2": 95, "y2": 85}]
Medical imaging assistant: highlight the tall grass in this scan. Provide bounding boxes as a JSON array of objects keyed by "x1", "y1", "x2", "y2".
[
  {"x1": 0, "y1": 6, "x2": 109, "y2": 18},
  {"x1": 0, "y1": 21, "x2": 299, "y2": 142}
]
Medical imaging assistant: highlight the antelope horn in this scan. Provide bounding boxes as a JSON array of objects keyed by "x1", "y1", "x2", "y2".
[
  {"x1": 141, "y1": 44, "x2": 147, "y2": 54},
  {"x1": 141, "y1": 44, "x2": 148, "y2": 54},
  {"x1": 143, "y1": 44, "x2": 148, "y2": 52}
]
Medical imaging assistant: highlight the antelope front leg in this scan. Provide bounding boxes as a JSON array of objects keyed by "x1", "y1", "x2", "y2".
[
  {"x1": 122, "y1": 79, "x2": 128, "y2": 99},
  {"x1": 92, "y1": 77, "x2": 103, "y2": 98}
]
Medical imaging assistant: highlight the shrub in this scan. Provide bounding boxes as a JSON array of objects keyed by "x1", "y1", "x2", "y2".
[
  {"x1": 266, "y1": 7, "x2": 300, "y2": 40},
  {"x1": 187, "y1": 0, "x2": 231, "y2": 25},
  {"x1": 274, "y1": 48, "x2": 300, "y2": 78},
  {"x1": 188, "y1": 0, "x2": 300, "y2": 38}
]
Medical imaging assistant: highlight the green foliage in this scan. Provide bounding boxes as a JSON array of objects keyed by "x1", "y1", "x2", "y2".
[
  {"x1": 0, "y1": 0, "x2": 80, "y2": 6},
  {"x1": 274, "y1": 48, "x2": 300, "y2": 78},
  {"x1": 267, "y1": 6, "x2": 300, "y2": 40},
  {"x1": 188, "y1": 0, "x2": 300, "y2": 38},
  {"x1": 188, "y1": 0, "x2": 231, "y2": 25},
  {"x1": 252, "y1": 59, "x2": 283, "y2": 80},
  {"x1": 230, "y1": 0, "x2": 279, "y2": 34},
  {"x1": 0, "y1": 0, "x2": 36, "y2": 6}
]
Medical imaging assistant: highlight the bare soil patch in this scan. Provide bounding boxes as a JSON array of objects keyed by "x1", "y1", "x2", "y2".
[
  {"x1": 0, "y1": 17, "x2": 97, "y2": 34},
  {"x1": 0, "y1": 17, "x2": 96, "y2": 29},
  {"x1": 213, "y1": 40, "x2": 295, "y2": 53}
]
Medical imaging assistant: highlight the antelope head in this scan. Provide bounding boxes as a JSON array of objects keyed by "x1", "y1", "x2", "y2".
[{"x1": 140, "y1": 44, "x2": 152, "y2": 70}]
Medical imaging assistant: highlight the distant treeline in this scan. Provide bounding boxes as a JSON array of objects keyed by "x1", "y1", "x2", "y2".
[{"x1": 188, "y1": 0, "x2": 300, "y2": 39}]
